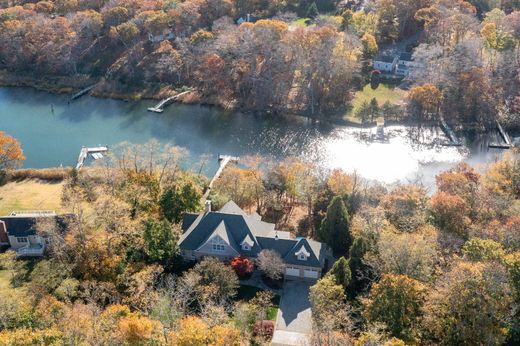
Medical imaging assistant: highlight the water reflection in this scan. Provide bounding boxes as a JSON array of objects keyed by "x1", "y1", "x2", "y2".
[{"x1": 0, "y1": 87, "x2": 507, "y2": 185}]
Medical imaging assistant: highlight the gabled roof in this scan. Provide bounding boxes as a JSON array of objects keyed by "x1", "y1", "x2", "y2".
[
  {"x1": 0, "y1": 214, "x2": 73, "y2": 237},
  {"x1": 284, "y1": 238, "x2": 322, "y2": 267},
  {"x1": 241, "y1": 234, "x2": 255, "y2": 247},
  {"x1": 219, "y1": 200, "x2": 247, "y2": 215},
  {"x1": 179, "y1": 201, "x2": 332, "y2": 267},
  {"x1": 375, "y1": 55, "x2": 396, "y2": 63},
  {"x1": 196, "y1": 220, "x2": 240, "y2": 254},
  {"x1": 182, "y1": 213, "x2": 199, "y2": 232}
]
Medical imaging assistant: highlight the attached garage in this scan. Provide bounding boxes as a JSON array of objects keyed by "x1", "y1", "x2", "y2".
[
  {"x1": 303, "y1": 269, "x2": 319, "y2": 279},
  {"x1": 285, "y1": 267, "x2": 300, "y2": 277}
]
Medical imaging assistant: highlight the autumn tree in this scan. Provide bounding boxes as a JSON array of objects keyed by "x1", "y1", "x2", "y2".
[
  {"x1": 0, "y1": 131, "x2": 25, "y2": 183},
  {"x1": 363, "y1": 274, "x2": 426, "y2": 343},
  {"x1": 462, "y1": 237, "x2": 505, "y2": 261},
  {"x1": 309, "y1": 276, "x2": 353, "y2": 334},
  {"x1": 191, "y1": 257, "x2": 239, "y2": 303},
  {"x1": 381, "y1": 185, "x2": 428, "y2": 232},
  {"x1": 372, "y1": 229, "x2": 438, "y2": 282},
  {"x1": 430, "y1": 191, "x2": 471, "y2": 237},
  {"x1": 423, "y1": 261, "x2": 513, "y2": 345},
  {"x1": 375, "y1": 0, "x2": 400, "y2": 42},
  {"x1": 407, "y1": 83, "x2": 442, "y2": 120}
]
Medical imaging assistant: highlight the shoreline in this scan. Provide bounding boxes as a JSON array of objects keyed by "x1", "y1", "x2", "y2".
[{"x1": 1, "y1": 70, "x2": 518, "y2": 135}]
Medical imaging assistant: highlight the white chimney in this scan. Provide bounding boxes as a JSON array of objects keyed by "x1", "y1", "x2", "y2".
[{"x1": 205, "y1": 200, "x2": 212, "y2": 213}]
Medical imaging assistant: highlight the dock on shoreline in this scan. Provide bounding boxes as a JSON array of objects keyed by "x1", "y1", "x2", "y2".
[
  {"x1": 76, "y1": 146, "x2": 108, "y2": 169},
  {"x1": 202, "y1": 155, "x2": 239, "y2": 201},
  {"x1": 147, "y1": 90, "x2": 192, "y2": 113}
]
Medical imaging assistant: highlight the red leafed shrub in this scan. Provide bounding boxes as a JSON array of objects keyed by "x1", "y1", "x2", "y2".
[
  {"x1": 230, "y1": 256, "x2": 254, "y2": 279},
  {"x1": 252, "y1": 320, "x2": 274, "y2": 339}
]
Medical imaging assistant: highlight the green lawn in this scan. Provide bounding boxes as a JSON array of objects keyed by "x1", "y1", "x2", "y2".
[
  {"x1": 345, "y1": 83, "x2": 405, "y2": 122},
  {"x1": 236, "y1": 284, "x2": 280, "y2": 321},
  {"x1": 290, "y1": 18, "x2": 311, "y2": 27}
]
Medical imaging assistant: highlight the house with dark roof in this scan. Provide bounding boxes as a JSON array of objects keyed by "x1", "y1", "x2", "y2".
[
  {"x1": 373, "y1": 55, "x2": 398, "y2": 72},
  {"x1": 180, "y1": 201, "x2": 334, "y2": 280},
  {"x1": 0, "y1": 211, "x2": 71, "y2": 258}
]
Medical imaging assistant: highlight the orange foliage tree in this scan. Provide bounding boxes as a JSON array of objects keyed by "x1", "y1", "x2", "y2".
[{"x1": 0, "y1": 131, "x2": 25, "y2": 170}]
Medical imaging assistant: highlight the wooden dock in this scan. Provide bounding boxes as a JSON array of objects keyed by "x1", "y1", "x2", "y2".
[
  {"x1": 71, "y1": 85, "x2": 95, "y2": 101},
  {"x1": 147, "y1": 90, "x2": 192, "y2": 113},
  {"x1": 439, "y1": 116, "x2": 462, "y2": 146},
  {"x1": 76, "y1": 146, "x2": 108, "y2": 169},
  {"x1": 202, "y1": 155, "x2": 239, "y2": 201},
  {"x1": 489, "y1": 120, "x2": 513, "y2": 149}
]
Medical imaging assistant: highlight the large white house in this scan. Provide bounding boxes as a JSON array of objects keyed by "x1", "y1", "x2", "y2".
[{"x1": 179, "y1": 201, "x2": 334, "y2": 281}]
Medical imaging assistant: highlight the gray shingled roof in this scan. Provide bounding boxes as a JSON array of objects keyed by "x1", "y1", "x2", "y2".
[
  {"x1": 0, "y1": 215, "x2": 73, "y2": 237},
  {"x1": 180, "y1": 201, "x2": 331, "y2": 268}
]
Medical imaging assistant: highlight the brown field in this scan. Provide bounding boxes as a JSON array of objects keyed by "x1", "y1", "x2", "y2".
[{"x1": 0, "y1": 180, "x2": 64, "y2": 216}]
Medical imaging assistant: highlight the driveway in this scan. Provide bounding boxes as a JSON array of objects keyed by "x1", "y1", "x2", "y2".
[{"x1": 271, "y1": 280, "x2": 313, "y2": 346}]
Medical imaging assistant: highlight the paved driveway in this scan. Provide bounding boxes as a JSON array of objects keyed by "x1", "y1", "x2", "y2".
[{"x1": 271, "y1": 281, "x2": 313, "y2": 346}]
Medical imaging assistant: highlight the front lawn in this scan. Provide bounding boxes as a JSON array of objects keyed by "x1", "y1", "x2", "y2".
[
  {"x1": 0, "y1": 180, "x2": 65, "y2": 216},
  {"x1": 345, "y1": 83, "x2": 405, "y2": 122}
]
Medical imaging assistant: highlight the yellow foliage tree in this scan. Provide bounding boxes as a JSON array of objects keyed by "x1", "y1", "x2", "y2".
[{"x1": 0, "y1": 131, "x2": 25, "y2": 170}]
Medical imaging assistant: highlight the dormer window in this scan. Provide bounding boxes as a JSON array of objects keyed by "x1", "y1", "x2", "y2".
[
  {"x1": 240, "y1": 234, "x2": 254, "y2": 252},
  {"x1": 295, "y1": 246, "x2": 311, "y2": 261},
  {"x1": 211, "y1": 237, "x2": 226, "y2": 252}
]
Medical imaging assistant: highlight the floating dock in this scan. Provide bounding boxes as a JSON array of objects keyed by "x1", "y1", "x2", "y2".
[
  {"x1": 147, "y1": 90, "x2": 192, "y2": 113},
  {"x1": 76, "y1": 146, "x2": 108, "y2": 169},
  {"x1": 202, "y1": 155, "x2": 239, "y2": 201},
  {"x1": 71, "y1": 85, "x2": 95, "y2": 101}
]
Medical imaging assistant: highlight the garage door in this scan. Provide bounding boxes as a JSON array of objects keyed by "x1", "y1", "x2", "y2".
[
  {"x1": 285, "y1": 267, "x2": 300, "y2": 277},
  {"x1": 303, "y1": 269, "x2": 319, "y2": 279}
]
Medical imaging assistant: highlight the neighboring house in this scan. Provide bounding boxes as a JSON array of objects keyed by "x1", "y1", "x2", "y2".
[
  {"x1": 237, "y1": 14, "x2": 261, "y2": 25},
  {"x1": 148, "y1": 29, "x2": 174, "y2": 43},
  {"x1": 0, "y1": 211, "x2": 71, "y2": 258},
  {"x1": 179, "y1": 201, "x2": 334, "y2": 281},
  {"x1": 373, "y1": 55, "x2": 398, "y2": 72},
  {"x1": 396, "y1": 52, "x2": 421, "y2": 77},
  {"x1": 395, "y1": 63, "x2": 409, "y2": 77}
]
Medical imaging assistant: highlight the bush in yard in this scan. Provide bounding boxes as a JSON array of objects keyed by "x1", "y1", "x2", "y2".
[
  {"x1": 230, "y1": 256, "x2": 254, "y2": 279},
  {"x1": 252, "y1": 320, "x2": 274, "y2": 339}
]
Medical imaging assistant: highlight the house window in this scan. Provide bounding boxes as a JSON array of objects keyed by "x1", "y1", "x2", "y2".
[
  {"x1": 298, "y1": 254, "x2": 307, "y2": 261},
  {"x1": 17, "y1": 237, "x2": 28, "y2": 243},
  {"x1": 211, "y1": 237, "x2": 226, "y2": 252},
  {"x1": 213, "y1": 244, "x2": 225, "y2": 252}
]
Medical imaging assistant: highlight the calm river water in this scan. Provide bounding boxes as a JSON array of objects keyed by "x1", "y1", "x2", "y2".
[{"x1": 0, "y1": 87, "x2": 512, "y2": 186}]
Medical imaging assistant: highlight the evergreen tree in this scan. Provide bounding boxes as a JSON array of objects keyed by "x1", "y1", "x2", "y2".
[
  {"x1": 318, "y1": 196, "x2": 352, "y2": 256},
  {"x1": 160, "y1": 181, "x2": 201, "y2": 223},
  {"x1": 369, "y1": 98, "x2": 379, "y2": 122},
  {"x1": 306, "y1": 2, "x2": 319, "y2": 19},
  {"x1": 144, "y1": 219, "x2": 180, "y2": 267},
  {"x1": 328, "y1": 256, "x2": 351, "y2": 291},
  {"x1": 349, "y1": 237, "x2": 370, "y2": 295}
]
